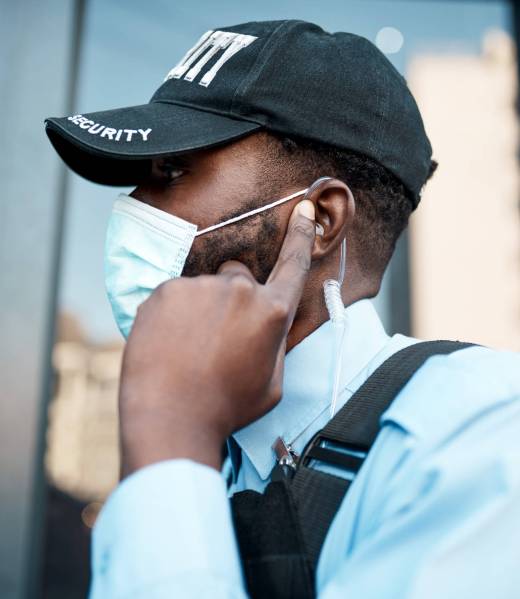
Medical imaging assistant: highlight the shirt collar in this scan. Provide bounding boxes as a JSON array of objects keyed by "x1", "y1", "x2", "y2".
[{"x1": 231, "y1": 299, "x2": 390, "y2": 481}]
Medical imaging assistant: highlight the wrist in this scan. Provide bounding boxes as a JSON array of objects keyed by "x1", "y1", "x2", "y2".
[{"x1": 119, "y1": 407, "x2": 226, "y2": 479}]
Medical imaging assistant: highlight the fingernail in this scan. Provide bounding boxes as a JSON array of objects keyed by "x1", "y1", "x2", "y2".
[{"x1": 297, "y1": 200, "x2": 315, "y2": 220}]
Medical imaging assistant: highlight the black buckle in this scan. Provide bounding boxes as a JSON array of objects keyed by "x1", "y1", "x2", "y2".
[{"x1": 297, "y1": 431, "x2": 367, "y2": 474}]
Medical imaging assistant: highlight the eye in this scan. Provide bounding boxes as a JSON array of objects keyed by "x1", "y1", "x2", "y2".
[
  {"x1": 166, "y1": 168, "x2": 185, "y2": 181},
  {"x1": 156, "y1": 157, "x2": 188, "y2": 184}
]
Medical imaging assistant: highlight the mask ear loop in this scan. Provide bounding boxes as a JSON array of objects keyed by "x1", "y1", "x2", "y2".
[
  {"x1": 195, "y1": 188, "x2": 309, "y2": 237},
  {"x1": 303, "y1": 177, "x2": 348, "y2": 418}
]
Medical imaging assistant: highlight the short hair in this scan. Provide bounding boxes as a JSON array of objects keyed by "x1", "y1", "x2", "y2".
[{"x1": 264, "y1": 133, "x2": 438, "y2": 279}]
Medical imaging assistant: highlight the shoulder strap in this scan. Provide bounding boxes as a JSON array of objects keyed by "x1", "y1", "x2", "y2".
[
  {"x1": 292, "y1": 339, "x2": 474, "y2": 566},
  {"x1": 305, "y1": 340, "x2": 474, "y2": 463}
]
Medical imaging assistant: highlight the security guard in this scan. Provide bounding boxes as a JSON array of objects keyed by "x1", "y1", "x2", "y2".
[{"x1": 45, "y1": 20, "x2": 520, "y2": 599}]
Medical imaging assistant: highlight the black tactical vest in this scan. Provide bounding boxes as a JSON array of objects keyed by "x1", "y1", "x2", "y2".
[{"x1": 230, "y1": 341, "x2": 473, "y2": 598}]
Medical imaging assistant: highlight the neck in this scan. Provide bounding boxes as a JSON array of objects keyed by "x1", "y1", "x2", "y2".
[{"x1": 286, "y1": 276, "x2": 377, "y2": 352}]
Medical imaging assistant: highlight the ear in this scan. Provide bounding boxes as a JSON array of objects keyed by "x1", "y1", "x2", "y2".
[{"x1": 304, "y1": 177, "x2": 355, "y2": 260}]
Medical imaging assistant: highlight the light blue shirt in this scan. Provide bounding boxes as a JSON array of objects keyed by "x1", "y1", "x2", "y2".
[{"x1": 90, "y1": 300, "x2": 520, "y2": 598}]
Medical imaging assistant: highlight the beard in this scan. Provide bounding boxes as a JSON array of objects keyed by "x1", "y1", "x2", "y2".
[{"x1": 182, "y1": 211, "x2": 281, "y2": 284}]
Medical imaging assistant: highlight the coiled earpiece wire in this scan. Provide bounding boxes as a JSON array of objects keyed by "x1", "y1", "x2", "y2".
[
  {"x1": 303, "y1": 177, "x2": 348, "y2": 419},
  {"x1": 324, "y1": 238, "x2": 347, "y2": 417}
]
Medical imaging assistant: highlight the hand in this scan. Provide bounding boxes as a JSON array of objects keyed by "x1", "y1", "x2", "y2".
[{"x1": 118, "y1": 200, "x2": 316, "y2": 477}]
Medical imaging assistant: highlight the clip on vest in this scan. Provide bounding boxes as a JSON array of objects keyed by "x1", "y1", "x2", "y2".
[{"x1": 271, "y1": 436, "x2": 299, "y2": 481}]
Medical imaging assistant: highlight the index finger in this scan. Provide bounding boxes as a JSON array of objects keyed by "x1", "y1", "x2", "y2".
[{"x1": 266, "y1": 199, "x2": 316, "y2": 322}]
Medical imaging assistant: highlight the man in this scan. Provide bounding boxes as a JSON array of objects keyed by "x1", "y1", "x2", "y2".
[{"x1": 45, "y1": 20, "x2": 520, "y2": 598}]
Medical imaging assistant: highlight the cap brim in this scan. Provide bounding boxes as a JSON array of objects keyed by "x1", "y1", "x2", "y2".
[{"x1": 45, "y1": 101, "x2": 262, "y2": 186}]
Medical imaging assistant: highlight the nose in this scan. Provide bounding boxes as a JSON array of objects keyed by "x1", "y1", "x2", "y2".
[
  {"x1": 130, "y1": 186, "x2": 172, "y2": 213},
  {"x1": 129, "y1": 183, "x2": 168, "y2": 212}
]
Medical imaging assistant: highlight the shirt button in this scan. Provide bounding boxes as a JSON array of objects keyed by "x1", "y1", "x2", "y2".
[{"x1": 99, "y1": 547, "x2": 110, "y2": 576}]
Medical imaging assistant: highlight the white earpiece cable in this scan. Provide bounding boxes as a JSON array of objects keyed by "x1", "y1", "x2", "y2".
[{"x1": 195, "y1": 188, "x2": 309, "y2": 237}]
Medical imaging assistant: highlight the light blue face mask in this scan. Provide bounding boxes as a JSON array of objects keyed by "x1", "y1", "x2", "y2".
[{"x1": 105, "y1": 189, "x2": 309, "y2": 338}]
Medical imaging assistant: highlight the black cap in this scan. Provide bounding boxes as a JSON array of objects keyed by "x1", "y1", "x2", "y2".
[{"x1": 45, "y1": 19, "x2": 432, "y2": 206}]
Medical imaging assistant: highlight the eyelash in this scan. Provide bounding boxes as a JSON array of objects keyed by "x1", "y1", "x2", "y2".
[
  {"x1": 166, "y1": 168, "x2": 185, "y2": 183},
  {"x1": 158, "y1": 158, "x2": 189, "y2": 184}
]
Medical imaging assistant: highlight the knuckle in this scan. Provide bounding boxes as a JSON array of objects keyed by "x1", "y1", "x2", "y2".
[
  {"x1": 269, "y1": 298, "x2": 289, "y2": 322},
  {"x1": 229, "y1": 274, "x2": 255, "y2": 295},
  {"x1": 198, "y1": 275, "x2": 217, "y2": 291},
  {"x1": 279, "y1": 249, "x2": 311, "y2": 273},
  {"x1": 290, "y1": 218, "x2": 315, "y2": 241},
  {"x1": 155, "y1": 279, "x2": 177, "y2": 297},
  {"x1": 270, "y1": 385, "x2": 283, "y2": 405},
  {"x1": 154, "y1": 277, "x2": 196, "y2": 303},
  {"x1": 193, "y1": 275, "x2": 225, "y2": 299}
]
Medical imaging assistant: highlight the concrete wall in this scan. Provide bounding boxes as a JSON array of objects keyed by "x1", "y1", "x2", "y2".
[{"x1": 409, "y1": 30, "x2": 520, "y2": 351}]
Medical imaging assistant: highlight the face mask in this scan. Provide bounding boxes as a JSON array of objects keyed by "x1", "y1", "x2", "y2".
[{"x1": 105, "y1": 188, "x2": 309, "y2": 338}]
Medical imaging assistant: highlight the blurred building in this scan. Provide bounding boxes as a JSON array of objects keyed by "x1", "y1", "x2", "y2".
[
  {"x1": 409, "y1": 30, "x2": 520, "y2": 351},
  {"x1": 37, "y1": 312, "x2": 123, "y2": 597},
  {"x1": 45, "y1": 313, "x2": 122, "y2": 502}
]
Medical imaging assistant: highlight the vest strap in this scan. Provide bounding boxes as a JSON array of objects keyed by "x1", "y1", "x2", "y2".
[{"x1": 232, "y1": 340, "x2": 475, "y2": 598}]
